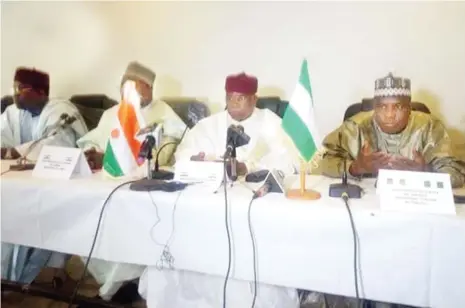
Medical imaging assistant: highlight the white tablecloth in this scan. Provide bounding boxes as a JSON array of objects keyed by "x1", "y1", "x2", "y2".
[{"x1": 1, "y1": 160, "x2": 465, "y2": 308}]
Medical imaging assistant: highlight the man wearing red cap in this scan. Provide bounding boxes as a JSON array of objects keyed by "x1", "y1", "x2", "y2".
[
  {"x1": 1, "y1": 67, "x2": 88, "y2": 284},
  {"x1": 175, "y1": 72, "x2": 297, "y2": 175},
  {"x1": 141, "y1": 73, "x2": 300, "y2": 307}
]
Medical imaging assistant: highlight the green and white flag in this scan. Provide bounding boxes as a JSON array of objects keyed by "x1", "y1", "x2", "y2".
[{"x1": 282, "y1": 59, "x2": 321, "y2": 162}]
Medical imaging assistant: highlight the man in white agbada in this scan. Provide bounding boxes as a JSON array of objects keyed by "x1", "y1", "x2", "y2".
[
  {"x1": 137, "y1": 72, "x2": 300, "y2": 308},
  {"x1": 76, "y1": 61, "x2": 187, "y2": 303},
  {"x1": 1, "y1": 67, "x2": 88, "y2": 284}
]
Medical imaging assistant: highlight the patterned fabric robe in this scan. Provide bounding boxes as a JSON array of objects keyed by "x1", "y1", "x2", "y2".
[{"x1": 321, "y1": 111, "x2": 465, "y2": 188}]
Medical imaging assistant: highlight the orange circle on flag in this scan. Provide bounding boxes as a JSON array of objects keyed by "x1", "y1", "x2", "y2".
[{"x1": 111, "y1": 129, "x2": 120, "y2": 139}]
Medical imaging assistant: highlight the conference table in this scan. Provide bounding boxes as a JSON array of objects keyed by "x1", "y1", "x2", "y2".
[{"x1": 1, "y1": 160, "x2": 465, "y2": 308}]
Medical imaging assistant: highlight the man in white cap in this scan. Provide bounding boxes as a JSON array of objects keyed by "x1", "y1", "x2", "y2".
[
  {"x1": 321, "y1": 72, "x2": 465, "y2": 188},
  {"x1": 76, "y1": 61, "x2": 186, "y2": 304},
  {"x1": 78, "y1": 61, "x2": 186, "y2": 171}
]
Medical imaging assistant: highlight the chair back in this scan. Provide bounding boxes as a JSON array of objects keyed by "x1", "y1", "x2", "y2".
[
  {"x1": 164, "y1": 98, "x2": 210, "y2": 128},
  {"x1": 256, "y1": 96, "x2": 289, "y2": 119},
  {"x1": 69, "y1": 94, "x2": 118, "y2": 130},
  {"x1": 1, "y1": 95, "x2": 14, "y2": 114}
]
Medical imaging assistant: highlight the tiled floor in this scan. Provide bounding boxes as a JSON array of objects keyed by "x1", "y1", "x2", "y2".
[{"x1": 1, "y1": 256, "x2": 146, "y2": 308}]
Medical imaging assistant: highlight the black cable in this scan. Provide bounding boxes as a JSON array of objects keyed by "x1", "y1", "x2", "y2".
[
  {"x1": 247, "y1": 197, "x2": 258, "y2": 308},
  {"x1": 1, "y1": 169, "x2": 11, "y2": 176},
  {"x1": 342, "y1": 194, "x2": 361, "y2": 308},
  {"x1": 222, "y1": 159, "x2": 232, "y2": 308},
  {"x1": 154, "y1": 125, "x2": 188, "y2": 171},
  {"x1": 68, "y1": 180, "x2": 136, "y2": 308}
]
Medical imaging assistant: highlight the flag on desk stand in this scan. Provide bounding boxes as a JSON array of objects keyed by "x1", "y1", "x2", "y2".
[
  {"x1": 281, "y1": 59, "x2": 323, "y2": 199},
  {"x1": 102, "y1": 81, "x2": 146, "y2": 177}
]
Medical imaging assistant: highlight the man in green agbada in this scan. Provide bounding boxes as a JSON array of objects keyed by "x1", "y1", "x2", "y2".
[{"x1": 321, "y1": 72, "x2": 465, "y2": 188}]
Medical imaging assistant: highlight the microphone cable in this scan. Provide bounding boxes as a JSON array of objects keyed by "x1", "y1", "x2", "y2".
[
  {"x1": 247, "y1": 196, "x2": 258, "y2": 308},
  {"x1": 153, "y1": 125, "x2": 189, "y2": 172},
  {"x1": 341, "y1": 192, "x2": 362, "y2": 308},
  {"x1": 1, "y1": 169, "x2": 11, "y2": 176},
  {"x1": 67, "y1": 180, "x2": 136, "y2": 308},
  {"x1": 222, "y1": 159, "x2": 233, "y2": 308}
]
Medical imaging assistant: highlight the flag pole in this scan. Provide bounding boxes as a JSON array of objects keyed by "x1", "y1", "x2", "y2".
[
  {"x1": 286, "y1": 157, "x2": 321, "y2": 201},
  {"x1": 300, "y1": 160, "x2": 306, "y2": 194}
]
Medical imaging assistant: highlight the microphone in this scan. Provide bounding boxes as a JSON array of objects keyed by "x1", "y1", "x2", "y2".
[
  {"x1": 9, "y1": 113, "x2": 75, "y2": 171},
  {"x1": 224, "y1": 125, "x2": 250, "y2": 182},
  {"x1": 224, "y1": 125, "x2": 250, "y2": 158},
  {"x1": 328, "y1": 131, "x2": 363, "y2": 199},
  {"x1": 138, "y1": 135, "x2": 156, "y2": 161},
  {"x1": 252, "y1": 169, "x2": 285, "y2": 199},
  {"x1": 151, "y1": 103, "x2": 209, "y2": 181},
  {"x1": 138, "y1": 135, "x2": 157, "y2": 180}
]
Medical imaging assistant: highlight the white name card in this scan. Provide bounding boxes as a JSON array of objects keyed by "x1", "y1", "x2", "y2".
[
  {"x1": 32, "y1": 145, "x2": 92, "y2": 180},
  {"x1": 377, "y1": 169, "x2": 456, "y2": 215},
  {"x1": 174, "y1": 160, "x2": 224, "y2": 191}
]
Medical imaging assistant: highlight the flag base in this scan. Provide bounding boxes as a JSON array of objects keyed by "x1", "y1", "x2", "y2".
[{"x1": 285, "y1": 188, "x2": 321, "y2": 200}]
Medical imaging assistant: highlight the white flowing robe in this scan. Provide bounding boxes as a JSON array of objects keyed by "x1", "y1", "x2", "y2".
[
  {"x1": 139, "y1": 108, "x2": 300, "y2": 308},
  {"x1": 77, "y1": 99, "x2": 186, "y2": 167},
  {"x1": 1, "y1": 99, "x2": 88, "y2": 151},
  {"x1": 175, "y1": 108, "x2": 297, "y2": 174},
  {"x1": 76, "y1": 99, "x2": 186, "y2": 300},
  {"x1": 1, "y1": 99, "x2": 88, "y2": 284}
]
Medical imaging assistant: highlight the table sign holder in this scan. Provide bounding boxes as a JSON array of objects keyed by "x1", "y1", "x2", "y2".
[
  {"x1": 32, "y1": 146, "x2": 92, "y2": 180},
  {"x1": 377, "y1": 169, "x2": 456, "y2": 215}
]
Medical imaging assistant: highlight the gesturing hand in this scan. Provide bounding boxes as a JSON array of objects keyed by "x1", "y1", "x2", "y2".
[
  {"x1": 190, "y1": 152, "x2": 206, "y2": 161},
  {"x1": 349, "y1": 141, "x2": 391, "y2": 176},
  {"x1": 389, "y1": 150, "x2": 427, "y2": 172}
]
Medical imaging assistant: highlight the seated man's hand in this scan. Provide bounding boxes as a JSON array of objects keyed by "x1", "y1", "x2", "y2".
[
  {"x1": 1, "y1": 147, "x2": 21, "y2": 160},
  {"x1": 190, "y1": 152, "x2": 206, "y2": 161},
  {"x1": 349, "y1": 141, "x2": 390, "y2": 176},
  {"x1": 388, "y1": 150, "x2": 427, "y2": 172},
  {"x1": 84, "y1": 148, "x2": 104, "y2": 170},
  {"x1": 226, "y1": 159, "x2": 248, "y2": 178}
]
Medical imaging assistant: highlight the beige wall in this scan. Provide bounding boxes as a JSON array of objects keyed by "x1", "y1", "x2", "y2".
[{"x1": 1, "y1": 1, "x2": 465, "y2": 150}]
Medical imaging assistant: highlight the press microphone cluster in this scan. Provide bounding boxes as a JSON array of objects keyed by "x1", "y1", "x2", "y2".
[
  {"x1": 224, "y1": 125, "x2": 250, "y2": 158},
  {"x1": 10, "y1": 113, "x2": 77, "y2": 171},
  {"x1": 224, "y1": 125, "x2": 251, "y2": 182}
]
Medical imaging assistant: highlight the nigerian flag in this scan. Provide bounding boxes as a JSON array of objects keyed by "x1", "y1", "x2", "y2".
[{"x1": 282, "y1": 59, "x2": 321, "y2": 162}]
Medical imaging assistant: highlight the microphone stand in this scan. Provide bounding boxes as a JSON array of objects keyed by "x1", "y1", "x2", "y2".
[
  {"x1": 229, "y1": 146, "x2": 238, "y2": 182},
  {"x1": 9, "y1": 115, "x2": 72, "y2": 171},
  {"x1": 328, "y1": 158, "x2": 363, "y2": 199},
  {"x1": 152, "y1": 142, "x2": 177, "y2": 180}
]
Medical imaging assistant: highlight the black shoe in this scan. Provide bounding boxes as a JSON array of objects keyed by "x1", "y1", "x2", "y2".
[{"x1": 110, "y1": 282, "x2": 141, "y2": 305}]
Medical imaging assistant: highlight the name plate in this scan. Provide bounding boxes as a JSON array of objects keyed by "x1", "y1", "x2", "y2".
[
  {"x1": 32, "y1": 145, "x2": 92, "y2": 180},
  {"x1": 377, "y1": 169, "x2": 456, "y2": 215},
  {"x1": 174, "y1": 160, "x2": 224, "y2": 191}
]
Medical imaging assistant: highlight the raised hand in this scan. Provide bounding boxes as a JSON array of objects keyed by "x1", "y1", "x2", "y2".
[{"x1": 349, "y1": 141, "x2": 391, "y2": 176}]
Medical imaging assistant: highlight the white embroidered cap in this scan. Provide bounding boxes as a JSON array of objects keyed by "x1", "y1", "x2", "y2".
[{"x1": 374, "y1": 72, "x2": 411, "y2": 98}]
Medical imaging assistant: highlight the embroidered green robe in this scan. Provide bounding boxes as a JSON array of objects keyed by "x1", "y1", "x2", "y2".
[{"x1": 321, "y1": 111, "x2": 465, "y2": 188}]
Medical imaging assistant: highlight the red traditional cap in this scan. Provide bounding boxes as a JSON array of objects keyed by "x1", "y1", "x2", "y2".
[
  {"x1": 225, "y1": 72, "x2": 258, "y2": 95},
  {"x1": 14, "y1": 67, "x2": 50, "y2": 96}
]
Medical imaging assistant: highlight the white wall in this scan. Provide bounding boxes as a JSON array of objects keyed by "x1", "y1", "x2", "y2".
[{"x1": 2, "y1": 1, "x2": 465, "y2": 145}]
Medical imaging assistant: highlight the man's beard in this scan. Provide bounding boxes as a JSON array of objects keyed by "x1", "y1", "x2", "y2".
[
  {"x1": 140, "y1": 99, "x2": 152, "y2": 108},
  {"x1": 14, "y1": 95, "x2": 48, "y2": 112}
]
